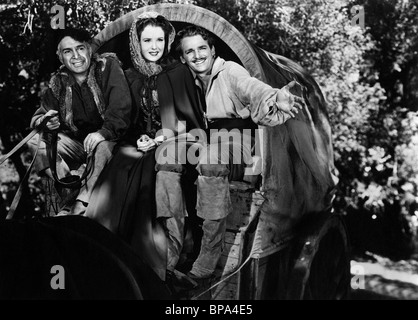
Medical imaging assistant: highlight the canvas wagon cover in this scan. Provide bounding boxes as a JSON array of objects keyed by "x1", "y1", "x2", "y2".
[{"x1": 92, "y1": 3, "x2": 338, "y2": 258}]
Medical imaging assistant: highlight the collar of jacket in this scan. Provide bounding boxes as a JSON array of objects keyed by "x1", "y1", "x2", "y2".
[{"x1": 190, "y1": 56, "x2": 226, "y2": 93}]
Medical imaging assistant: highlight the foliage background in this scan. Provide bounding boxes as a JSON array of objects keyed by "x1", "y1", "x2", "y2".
[{"x1": 1, "y1": 0, "x2": 417, "y2": 259}]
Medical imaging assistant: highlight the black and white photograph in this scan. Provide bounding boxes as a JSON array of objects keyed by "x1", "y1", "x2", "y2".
[{"x1": 1, "y1": 0, "x2": 417, "y2": 306}]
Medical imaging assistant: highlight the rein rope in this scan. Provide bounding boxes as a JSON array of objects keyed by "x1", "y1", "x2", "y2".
[{"x1": 0, "y1": 115, "x2": 93, "y2": 219}]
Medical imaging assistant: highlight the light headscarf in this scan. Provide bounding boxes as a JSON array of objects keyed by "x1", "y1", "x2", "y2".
[{"x1": 129, "y1": 11, "x2": 176, "y2": 77}]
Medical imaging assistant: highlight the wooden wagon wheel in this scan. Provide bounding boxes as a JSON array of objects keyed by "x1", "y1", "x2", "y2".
[{"x1": 285, "y1": 213, "x2": 351, "y2": 300}]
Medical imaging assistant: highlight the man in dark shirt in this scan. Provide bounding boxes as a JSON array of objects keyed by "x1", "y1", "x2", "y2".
[{"x1": 28, "y1": 28, "x2": 131, "y2": 215}]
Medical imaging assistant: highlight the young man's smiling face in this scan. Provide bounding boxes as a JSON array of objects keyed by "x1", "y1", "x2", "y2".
[
  {"x1": 179, "y1": 35, "x2": 215, "y2": 76},
  {"x1": 57, "y1": 36, "x2": 92, "y2": 79}
]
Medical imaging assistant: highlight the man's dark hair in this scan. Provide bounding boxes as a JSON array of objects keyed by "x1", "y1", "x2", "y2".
[
  {"x1": 55, "y1": 28, "x2": 92, "y2": 50},
  {"x1": 175, "y1": 25, "x2": 215, "y2": 56}
]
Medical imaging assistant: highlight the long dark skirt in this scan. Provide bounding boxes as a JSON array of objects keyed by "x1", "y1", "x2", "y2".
[{"x1": 85, "y1": 145, "x2": 167, "y2": 281}]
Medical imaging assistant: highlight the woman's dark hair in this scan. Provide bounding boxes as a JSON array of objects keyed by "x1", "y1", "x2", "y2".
[
  {"x1": 175, "y1": 25, "x2": 215, "y2": 56},
  {"x1": 136, "y1": 16, "x2": 173, "y2": 56}
]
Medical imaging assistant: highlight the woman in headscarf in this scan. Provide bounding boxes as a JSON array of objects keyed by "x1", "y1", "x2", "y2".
[{"x1": 84, "y1": 12, "x2": 181, "y2": 285}]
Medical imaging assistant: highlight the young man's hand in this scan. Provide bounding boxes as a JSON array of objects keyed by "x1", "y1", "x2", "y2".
[{"x1": 277, "y1": 80, "x2": 305, "y2": 117}]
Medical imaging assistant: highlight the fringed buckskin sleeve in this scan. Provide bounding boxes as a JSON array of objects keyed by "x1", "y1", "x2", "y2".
[{"x1": 222, "y1": 60, "x2": 292, "y2": 126}]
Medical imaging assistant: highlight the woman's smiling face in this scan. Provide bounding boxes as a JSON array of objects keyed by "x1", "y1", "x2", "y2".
[{"x1": 140, "y1": 25, "x2": 165, "y2": 63}]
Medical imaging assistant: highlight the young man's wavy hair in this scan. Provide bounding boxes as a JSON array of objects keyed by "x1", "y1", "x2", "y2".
[{"x1": 175, "y1": 25, "x2": 216, "y2": 57}]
